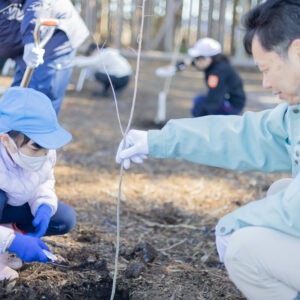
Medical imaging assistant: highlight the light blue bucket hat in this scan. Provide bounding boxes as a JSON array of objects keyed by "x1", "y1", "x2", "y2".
[{"x1": 0, "y1": 87, "x2": 72, "y2": 149}]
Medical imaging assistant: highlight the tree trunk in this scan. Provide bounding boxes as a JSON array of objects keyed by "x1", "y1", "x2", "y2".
[
  {"x1": 207, "y1": 0, "x2": 214, "y2": 37},
  {"x1": 196, "y1": 0, "x2": 203, "y2": 40},
  {"x1": 218, "y1": 0, "x2": 227, "y2": 49},
  {"x1": 144, "y1": 0, "x2": 154, "y2": 50},
  {"x1": 150, "y1": 0, "x2": 182, "y2": 51},
  {"x1": 83, "y1": 0, "x2": 97, "y2": 35},
  {"x1": 114, "y1": 0, "x2": 124, "y2": 49}
]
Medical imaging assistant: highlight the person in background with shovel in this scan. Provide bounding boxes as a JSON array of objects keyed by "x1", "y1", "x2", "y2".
[
  {"x1": 182, "y1": 38, "x2": 246, "y2": 117},
  {"x1": 116, "y1": 1, "x2": 300, "y2": 299},
  {"x1": 0, "y1": 0, "x2": 89, "y2": 114},
  {"x1": 0, "y1": 87, "x2": 75, "y2": 281}
]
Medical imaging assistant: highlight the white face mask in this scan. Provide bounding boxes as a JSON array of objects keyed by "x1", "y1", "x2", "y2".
[{"x1": 7, "y1": 138, "x2": 48, "y2": 171}]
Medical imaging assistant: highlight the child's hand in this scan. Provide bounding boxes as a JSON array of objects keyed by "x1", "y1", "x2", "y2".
[
  {"x1": 8, "y1": 233, "x2": 50, "y2": 262},
  {"x1": 30, "y1": 204, "x2": 52, "y2": 237}
]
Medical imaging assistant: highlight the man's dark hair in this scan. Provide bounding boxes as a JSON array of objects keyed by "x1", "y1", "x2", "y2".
[{"x1": 243, "y1": 0, "x2": 300, "y2": 57}]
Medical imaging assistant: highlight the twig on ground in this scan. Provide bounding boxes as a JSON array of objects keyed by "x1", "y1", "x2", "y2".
[
  {"x1": 133, "y1": 215, "x2": 200, "y2": 230},
  {"x1": 198, "y1": 269, "x2": 230, "y2": 281},
  {"x1": 157, "y1": 239, "x2": 187, "y2": 251},
  {"x1": 23, "y1": 264, "x2": 43, "y2": 280}
]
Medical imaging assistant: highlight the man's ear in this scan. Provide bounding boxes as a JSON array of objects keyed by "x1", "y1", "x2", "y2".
[
  {"x1": 288, "y1": 39, "x2": 300, "y2": 61},
  {"x1": 0, "y1": 134, "x2": 17, "y2": 153}
]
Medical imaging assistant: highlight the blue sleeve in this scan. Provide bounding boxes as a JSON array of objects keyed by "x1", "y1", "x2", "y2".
[
  {"x1": 148, "y1": 103, "x2": 291, "y2": 172},
  {"x1": 215, "y1": 172, "x2": 300, "y2": 237},
  {"x1": 21, "y1": 0, "x2": 42, "y2": 44}
]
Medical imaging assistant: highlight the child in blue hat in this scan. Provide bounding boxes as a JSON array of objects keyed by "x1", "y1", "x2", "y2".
[{"x1": 0, "y1": 87, "x2": 75, "y2": 280}]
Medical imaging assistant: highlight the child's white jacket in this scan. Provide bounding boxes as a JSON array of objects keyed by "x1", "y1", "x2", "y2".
[
  {"x1": 148, "y1": 103, "x2": 300, "y2": 238},
  {"x1": 0, "y1": 143, "x2": 57, "y2": 250}
]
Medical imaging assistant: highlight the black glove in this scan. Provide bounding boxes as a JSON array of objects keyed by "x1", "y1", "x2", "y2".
[{"x1": 176, "y1": 61, "x2": 186, "y2": 71}]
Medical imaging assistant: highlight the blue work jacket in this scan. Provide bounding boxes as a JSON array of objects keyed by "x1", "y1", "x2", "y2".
[
  {"x1": 148, "y1": 103, "x2": 300, "y2": 237},
  {"x1": 0, "y1": 0, "x2": 89, "y2": 61}
]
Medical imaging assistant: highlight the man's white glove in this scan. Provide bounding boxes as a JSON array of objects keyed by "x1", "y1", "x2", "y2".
[
  {"x1": 115, "y1": 130, "x2": 149, "y2": 169},
  {"x1": 23, "y1": 43, "x2": 45, "y2": 68}
]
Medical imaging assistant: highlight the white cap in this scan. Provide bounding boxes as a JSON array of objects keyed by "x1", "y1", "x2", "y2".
[{"x1": 188, "y1": 38, "x2": 222, "y2": 58}]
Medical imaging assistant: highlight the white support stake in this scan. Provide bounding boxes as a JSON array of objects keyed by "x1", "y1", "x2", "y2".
[
  {"x1": 154, "y1": 14, "x2": 184, "y2": 124},
  {"x1": 75, "y1": 68, "x2": 88, "y2": 92},
  {"x1": 155, "y1": 91, "x2": 167, "y2": 123}
]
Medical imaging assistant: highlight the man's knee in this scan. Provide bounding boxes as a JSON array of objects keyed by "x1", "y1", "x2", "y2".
[{"x1": 224, "y1": 227, "x2": 260, "y2": 277}]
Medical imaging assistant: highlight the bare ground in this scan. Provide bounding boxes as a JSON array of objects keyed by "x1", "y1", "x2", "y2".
[{"x1": 0, "y1": 57, "x2": 286, "y2": 299}]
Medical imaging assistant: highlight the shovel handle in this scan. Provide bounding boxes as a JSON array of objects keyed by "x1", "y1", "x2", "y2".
[
  {"x1": 20, "y1": 18, "x2": 59, "y2": 87},
  {"x1": 39, "y1": 18, "x2": 59, "y2": 26},
  {"x1": 20, "y1": 68, "x2": 35, "y2": 88}
]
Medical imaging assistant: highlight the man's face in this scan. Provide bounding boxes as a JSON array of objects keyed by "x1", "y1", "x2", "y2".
[{"x1": 252, "y1": 36, "x2": 300, "y2": 104}]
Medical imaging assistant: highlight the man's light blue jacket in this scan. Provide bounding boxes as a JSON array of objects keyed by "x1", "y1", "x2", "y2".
[{"x1": 148, "y1": 103, "x2": 300, "y2": 237}]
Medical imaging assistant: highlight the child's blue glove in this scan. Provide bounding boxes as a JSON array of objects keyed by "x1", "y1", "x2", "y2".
[
  {"x1": 31, "y1": 204, "x2": 52, "y2": 237},
  {"x1": 8, "y1": 233, "x2": 50, "y2": 262}
]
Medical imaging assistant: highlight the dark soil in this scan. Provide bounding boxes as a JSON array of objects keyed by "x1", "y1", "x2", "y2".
[{"x1": 0, "y1": 56, "x2": 285, "y2": 299}]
